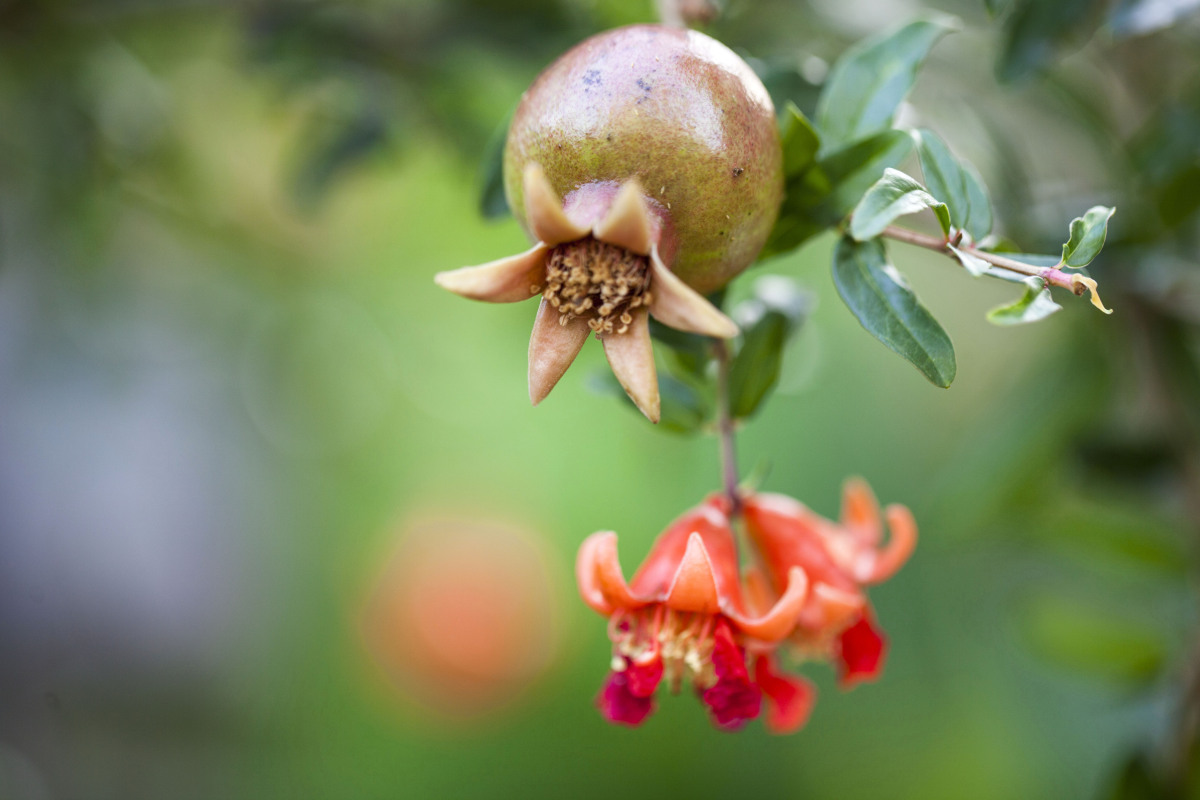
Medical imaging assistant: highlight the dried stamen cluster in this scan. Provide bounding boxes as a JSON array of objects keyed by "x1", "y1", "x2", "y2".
[{"x1": 542, "y1": 239, "x2": 652, "y2": 334}]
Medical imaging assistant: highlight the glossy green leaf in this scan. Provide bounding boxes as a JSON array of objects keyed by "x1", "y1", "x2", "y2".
[
  {"x1": 985, "y1": 0, "x2": 1014, "y2": 17},
  {"x1": 961, "y1": 162, "x2": 994, "y2": 242},
  {"x1": 913, "y1": 130, "x2": 968, "y2": 228},
  {"x1": 1061, "y1": 205, "x2": 1115, "y2": 267},
  {"x1": 820, "y1": 130, "x2": 915, "y2": 219},
  {"x1": 913, "y1": 128, "x2": 994, "y2": 241},
  {"x1": 1019, "y1": 593, "x2": 1167, "y2": 684},
  {"x1": 832, "y1": 237, "x2": 956, "y2": 387},
  {"x1": 727, "y1": 276, "x2": 811, "y2": 419},
  {"x1": 850, "y1": 168, "x2": 950, "y2": 241},
  {"x1": 987, "y1": 281, "x2": 1062, "y2": 325},
  {"x1": 728, "y1": 310, "x2": 789, "y2": 419},
  {"x1": 816, "y1": 15, "x2": 958, "y2": 150},
  {"x1": 948, "y1": 244, "x2": 990, "y2": 277},
  {"x1": 763, "y1": 130, "x2": 911, "y2": 258},
  {"x1": 780, "y1": 102, "x2": 820, "y2": 178}
]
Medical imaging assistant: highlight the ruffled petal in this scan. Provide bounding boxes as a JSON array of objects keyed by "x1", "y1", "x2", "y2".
[
  {"x1": 576, "y1": 531, "x2": 646, "y2": 613},
  {"x1": 700, "y1": 621, "x2": 761, "y2": 730},
  {"x1": 743, "y1": 493, "x2": 851, "y2": 590},
  {"x1": 575, "y1": 531, "x2": 616, "y2": 615},
  {"x1": 434, "y1": 244, "x2": 548, "y2": 303},
  {"x1": 592, "y1": 179, "x2": 654, "y2": 256},
  {"x1": 839, "y1": 477, "x2": 882, "y2": 546},
  {"x1": 853, "y1": 504, "x2": 918, "y2": 585},
  {"x1": 664, "y1": 533, "x2": 721, "y2": 615},
  {"x1": 647, "y1": 249, "x2": 738, "y2": 339},
  {"x1": 797, "y1": 582, "x2": 865, "y2": 633},
  {"x1": 836, "y1": 610, "x2": 887, "y2": 689},
  {"x1": 755, "y1": 654, "x2": 816, "y2": 735},
  {"x1": 725, "y1": 566, "x2": 808, "y2": 643},
  {"x1": 597, "y1": 667, "x2": 656, "y2": 726},
  {"x1": 600, "y1": 307, "x2": 660, "y2": 423},
  {"x1": 625, "y1": 651, "x2": 664, "y2": 698},
  {"x1": 528, "y1": 298, "x2": 591, "y2": 405},
  {"x1": 523, "y1": 163, "x2": 589, "y2": 246}
]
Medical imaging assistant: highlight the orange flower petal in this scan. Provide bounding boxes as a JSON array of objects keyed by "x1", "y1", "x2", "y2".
[
  {"x1": 576, "y1": 532, "x2": 616, "y2": 616},
  {"x1": 664, "y1": 532, "x2": 721, "y2": 614},
  {"x1": 434, "y1": 244, "x2": 548, "y2": 303},
  {"x1": 798, "y1": 582, "x2": 865, "y2": 633},
  {"x1": 528, "y1": 298, "x2": 591, "y2": 406},
  {"x1": 590, "y1": 531, "x2": 648, "y2": 611},
  {"x1": 854, "y1": 504, "x2": 918, "y2": 585},
  {"x1": 726, "y1": 566, "x2": 809, "y2": 643},
  {"x1": 839, "y1": 477, "x2": 882, "y2": 546},
  {"x1": 523, "y1": 163, "x2": 588, "y2": 246}
]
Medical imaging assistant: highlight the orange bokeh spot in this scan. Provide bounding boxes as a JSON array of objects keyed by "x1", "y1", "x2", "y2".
[{"x1": 360, "y1": 517, "x2": 560, "y2": 718}]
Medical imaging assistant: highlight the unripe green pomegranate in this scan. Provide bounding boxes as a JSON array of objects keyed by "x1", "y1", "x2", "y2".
[
  {"x1": 504, "y1": 24, "x2": 783, "y2": 296},
  {"x1": 436, "y1": 24, "x2": 784, "y2": 423}
]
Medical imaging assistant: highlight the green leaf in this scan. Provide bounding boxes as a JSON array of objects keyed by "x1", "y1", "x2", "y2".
[
  {"x1": 913, "y1": 130, "x2": 968, "y2": 229},
  {"x1": 1061, "y1": 205, "x2": 1115, "y2": 267},
  {"x1": 478, "y1": 110, "x2": 511, "y2": 219},
  {"x1": 1019, "y1": 592, "x2": 1167, "y2": 684},
  {"x1": 961, "y1": 162, "x2": 994, "y2": 242},
  {"x1": 727, "y1": 276, "x2": 811, "y2": 419},
  {"x1": 997, "y1": 0, "x2": 1100, "y2": 83},
  {"x1": 832, "y1": 237, "x2": 956, "y2": 387},
  {"x1": 849, "y1": 167, "x2": 950, "y2": 241},
  {"x1": 657, "y1": 372, "x2": 712, "y2": 433},
  {"x1": 816, "y1": 15, "x2": 958, "y2": 150},
  {"x1": 819, "y1": 129, "x2": 915, "y2": 219},
  {"x1": 588, "y1": 371, "x2": 710, "y2": 435},
  {"x1": 780, "y1": 102, "x2": 820, "y2": 178},
  {"x1": 728, "y1": 310, "x2": 789, "y2": 419},
  {"x1": 913, "y1": 128, "x2": 994, "y2": 241},
  {"x1": 987, "y1": 281, "x2": 1062, "y2": 325},
  {"x1": 948, "y1": 244, "x2": 990, "y2": 277},
  {"x1": 763, "y1": 130, "x2": 911, "y2": 258}
]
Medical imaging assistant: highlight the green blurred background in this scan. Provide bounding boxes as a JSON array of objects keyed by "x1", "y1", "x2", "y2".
[{"x1": 1, "y1": 1, "x2": 1198, "y2": 798}]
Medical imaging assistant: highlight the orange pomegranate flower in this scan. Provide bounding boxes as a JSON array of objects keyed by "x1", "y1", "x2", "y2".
[
  {"x1": 576, "y1": 497, "x2": 811, "y2": 732},
  {"x1": 742, "y1": 478, "x2": 917, "y2": 688}
]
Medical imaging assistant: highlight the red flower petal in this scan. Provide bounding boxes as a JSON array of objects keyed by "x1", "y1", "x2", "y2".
[
  {"x1": 699, "y1": 621, "x2": 761, "y2": 730},
  {"x1": 625, "y1": 652, "x2": 664, "y2": 698},
  {"x1": 597, "y1": 667, "x2": 656, "y2": 726},
  {"x1": 754, "y1": 655, "x2": 816, "y2": 735},
  {"x1": 836, "y1": 610, "x2": 887, "y2": 689}
]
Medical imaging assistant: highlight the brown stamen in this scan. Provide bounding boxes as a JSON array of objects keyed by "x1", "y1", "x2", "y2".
[{"x1": 543, "y1": 238, "x2": 652, "y2": 335}]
